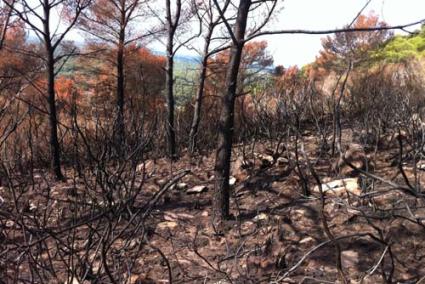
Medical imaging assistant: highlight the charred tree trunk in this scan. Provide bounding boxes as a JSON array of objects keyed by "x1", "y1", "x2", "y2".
[
  {"x1": 43, "y1": 3, "x2": 63, "y2": 180},
  {"x1": 164, "y1": 0, "x2": 181, "y2": 160},
  {"x1": 114, "y1": 5, "x2": 126, "y2": 154},
  {"x1": 213, "y1": 0, "x2": 251, "y2": 223},
  {"x1": 115, "y1": 33, "x2": 125, "y2": 152},
  {"x1": 165, "y1": 35, "x2": 177, "y2": 159},
  {"x1": 188, "y1": 25, "x2": 214, "y2": 154},
  {"x1": 332, "y1": 61, "x2": 352, "y2": 156}
]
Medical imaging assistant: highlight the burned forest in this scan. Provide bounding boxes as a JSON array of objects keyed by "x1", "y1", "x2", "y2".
[{"x1": 1, "y1": 0, "x2": 425, "y2": 283}]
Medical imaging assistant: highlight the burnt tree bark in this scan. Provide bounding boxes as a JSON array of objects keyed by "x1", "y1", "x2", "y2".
[
  {"x1": 213, "y1": 0, "x2": 251, "y2": 223},
  {"x1": 164, "y1": 0, "x2": 181, "y2": 160},
  {"x1": 188, "y1": 0, "x2": 228, "y2": 154},
  {"x1": 5, "y1": 0, "x2": 87, "y2": 179},
  {"x1": 115, "y1": 14, "x2": 126, "y2": 152},
  {"x1": 78, "y1": 0, "x2": 151, "y2": 154},
  {"x1": 43, "y1": 0, "x2": 64, "y2": 180},
  {"x1": 188, "y1": 24, "x2": 214, "y2": 153}
]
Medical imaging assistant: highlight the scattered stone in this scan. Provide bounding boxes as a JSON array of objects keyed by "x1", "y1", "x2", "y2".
[
  {"x1": 416, "y1": 161, "x2": 425, "y2": 170},
  {"x1": 157, "y1": 221, "x2": 178, "y2": 230},
  {"x1": 229, "y1": 176, "x2": 237, "y2": 186},
  {"x1": 175, "y1": 182, "x2": 188, "y2": 190},
  {"x1": 176, "y1": 213, "x2": 194, "y2": 219},
  {"x1": 164, "y1": 212, "x2": 179, "y2": 221},
  {"x1": 299, "y1": 236, "x2": 314, "y2": 244},
  {"x1": 156, "y1": 178, "x2": 168, "y2": 187},
  {"x1": 201, "y1": 210, "x2": 209, "y2": 217},
  {"x1": 341, "y1": 250, "x2": 359, "y2": 268},
  {"x1": 312, "y1": 178, "x2": 361, "y2": 196},
  {"x1": 0, "y1": 195, "x2": 3, "y2": 206},
  {"x1": 164, "y1": 212, "x2": 194, "y2": 222},
  {"x1": 253, "y1": 213, "x2": 269, "y2": 222},
  {"x1": 29, "y1": 202, "x2": 37, "y2": 211},
  {"x1": 187, "y1": 185, "x2": 208, "y2": 194},
  {"x1": 5, "y1": 220, "x2": 15, "y2": 228},
  {"x1": 257, "y1": 153, "x2": 274, "y2": 167},
  {"x1": 276, "y1": 157, "x2": 289, "y2": 166},
  {"x1": 335, "y1": 143, "x2": 370, "y2": 177},
  {"x1": 292, "y1": 208, "x2": 309, "y2": 217}
]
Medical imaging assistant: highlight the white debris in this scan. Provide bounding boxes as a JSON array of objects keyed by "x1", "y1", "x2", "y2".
[
  {"x1": 186, "y1": 185, "x2": 208, "y2": 194},
  {"x1": 312, "y1": 178, "x2": 361, "y2": 196},
  {"x1": 29, "y1": 202, "x2": 37, "y2": 211},
  {"x1": 299, "y1": 237, "x2": 314, "y2": 244},
  {"x1": 256, "y1": 153, "x2": 274, "y2": 166},
  {"x1": 229, "y1": 176, "x2": 237, "y2": 186},
  {"x1": 253, "y1": 213, "x2": 269, "y2": 222},
  {"x1": 416, "y1": 161, "x2": 425, "y2": 170},
  {"x1": 157, "y1": 221, "x2": 178, "y2": 230},
  {"x1": 176, "y1": 182, "x2": 188, "y2": 190}
]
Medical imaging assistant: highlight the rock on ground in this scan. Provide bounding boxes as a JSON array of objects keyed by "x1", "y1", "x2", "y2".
[{"x1": 312, "y1": 178, "x2": 361, "y2": 196}]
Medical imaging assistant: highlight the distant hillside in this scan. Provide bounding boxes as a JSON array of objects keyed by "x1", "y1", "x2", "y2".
[{"x1": 151, "y1": 50, "x2": 201, "y2": 65}]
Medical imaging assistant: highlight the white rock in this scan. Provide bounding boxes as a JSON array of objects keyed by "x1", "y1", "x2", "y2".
[
  {"x1": 187, "y1": 185, "x2": 208, "y2": 194},
  {"x1": 5, "y1": 220, "x2": 15, "y2": 228},
  {"x1": 29, "y1": 202, "x2": 37, "y2": 211},
  {"x1": 256, "y1": 153, "x2": 274, "y2": 165},
  {"x1": 176, "y1": 182, "x2": 188, "y2": 190},
  {"x1": 253, "y1": 213, "x2": 269, "y2": 222},
  {"x1": 299, "y1": 236, "x2": 314, "y2": 244},
  {"x1": 229, "y1": 176, "x2": 237, "y2": 186},
  {"x1": 416, "y1": 161, "x2": 425, "y2": 170},
  {"x1": 312, "y1": 178, "x2": 361, "y2": 196},
  {"x1": 157, "y1": 179, "x2": 167, "y2": 186},
  {"x1": 157, "y1": 221, "x2": 178, "y2": 230},
  {"x1": 164, "y1": 212, "x2": 179, "y2": 221},
  {"x1": 176, "y1": 213, "x2": 194, "y2": 219}
]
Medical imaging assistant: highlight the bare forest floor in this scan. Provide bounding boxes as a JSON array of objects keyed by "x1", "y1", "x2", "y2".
[{"x1": 1, "y1": 126, "x2": 425, "y2": 283}]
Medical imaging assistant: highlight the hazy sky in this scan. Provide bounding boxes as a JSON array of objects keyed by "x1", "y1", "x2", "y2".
[
  {"x1": 60, "y1": 0, "x2": 424, "y2": 67},
  {"x1": 259, "y1": 0, "x2": 425, "y2": 66}
]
